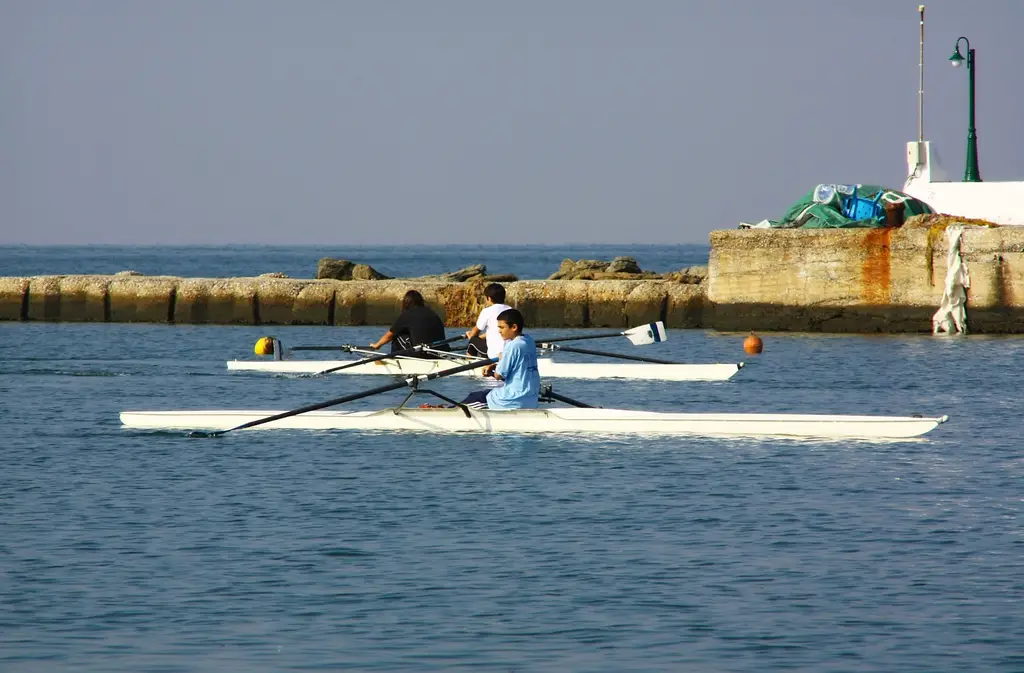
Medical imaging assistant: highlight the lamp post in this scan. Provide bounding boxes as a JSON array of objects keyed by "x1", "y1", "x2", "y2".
[{"x1": 949, "y1": 36, "x2": 982, "y2": 182}]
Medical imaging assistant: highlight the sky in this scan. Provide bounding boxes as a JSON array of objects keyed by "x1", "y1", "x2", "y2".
[{"x1": 2, "y1": 0, "x2": 1022, "y2": 245}]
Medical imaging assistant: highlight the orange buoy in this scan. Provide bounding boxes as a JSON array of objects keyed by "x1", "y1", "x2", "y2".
[{"x1": 743, "y1": 331, "x2": 763, "y2": 354}]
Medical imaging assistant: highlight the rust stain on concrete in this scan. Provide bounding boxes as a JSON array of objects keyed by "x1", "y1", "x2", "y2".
[{"x1": 860, "y1": 228, "x2": 892, "y2": 305}]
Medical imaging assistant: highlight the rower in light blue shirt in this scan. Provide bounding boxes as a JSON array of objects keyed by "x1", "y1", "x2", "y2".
[
  {"x1": 486, "y1": 334, "x2": 540, "y2": 410},
  {"x1": 457, "y1": 308, "x2": 540, "y2": 410}
]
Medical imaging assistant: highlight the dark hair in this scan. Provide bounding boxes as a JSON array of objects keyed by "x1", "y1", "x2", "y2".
[
  {"x1": 483, "y1": 283, "x2": 506, "y2": 304},
  {"x1": 401, "y1": 289, "x2": 425, "y2": 311},
  {"x1": 496, "y1": 307, "x2": 524, "y2": 331}
]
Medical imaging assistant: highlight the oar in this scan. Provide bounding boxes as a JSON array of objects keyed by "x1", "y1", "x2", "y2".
[
  {"x1": 193, "y1": 355, "x2": 499, "y2": 437},
  {"x1": 419, "y1": 347, "x2": 482, "y2": 363},
  {"x1": 539, "y1": 384, "x2": 596, "y2": 408},
  {"x1": 289, "y1": 345, "x2": 353, "y2": 352},
  {"x1": 345, "y1": 345, "x2": 477, "y2": 364},
  {"x1": 287, "y1": 338, "x2": 459, "y2": 355},
  {"x1": 538, "y1": 343, "x2": 679, "y2": 365},
  {"x1": 537, "y1": 321, "x2": 666, "y2": 346},
  {"x1": 311, "y1": 335, "x2": 466, "y2": 377}
]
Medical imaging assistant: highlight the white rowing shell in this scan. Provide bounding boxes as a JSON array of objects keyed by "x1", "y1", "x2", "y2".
[
  {"x1": 120, "y1": 407, "x2": 948, "y2": 439},
  {"x1": 226, "y1": 358, "x2": 743, "y2": 382}
]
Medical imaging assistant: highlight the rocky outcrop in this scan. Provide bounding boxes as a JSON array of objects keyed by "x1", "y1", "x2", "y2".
[
  {"x1": 352, "y1": 264, "x2": 389, "y2": 281},
  {"x1": 316, "y1": 258, "x2": 353, "y2": 279},
  {"x1": 607, "y1": 257, "x2": 642, "y2": 274},
  {"x1": 548, "y1": 256, "x2": 663, "y2": 280},
  {"x1": 663, "y1": 265, "x2": 708, "y2": 284},
  {"x1": 440, "y1": 263, "x2": 486, "y2": 282},
  {"x1": 316, "y1": 258, "x2": 391, "y2": 281},
  {"x1": 411, "y1": 264, "x2": 518, "y2": 283}
]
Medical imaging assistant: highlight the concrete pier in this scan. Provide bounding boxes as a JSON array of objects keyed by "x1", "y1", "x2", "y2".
[
  {"x1": 2, "y1": 224, "x2": 1022, "y2": 332},
  {"x1": 707, "y1": 224, "x2": 1024, "y2": 333}
]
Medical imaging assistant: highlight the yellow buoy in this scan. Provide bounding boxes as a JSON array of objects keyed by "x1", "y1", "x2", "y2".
[
  {"x1": 254, "y1": 336, "x2": 277, "y2": 356},
  {"x1": 743, "y1": 331, "x2": 763, "y2": 354}
]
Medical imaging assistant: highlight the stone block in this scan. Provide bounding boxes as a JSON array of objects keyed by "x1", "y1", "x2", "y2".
[
  {"x1": 109, "y1": 276, "x2": 178, "y2": 323},
  {"x1": 362, "y1": 282, "x2": 405, "y2": 326},
  {"x1": 0, "y1": 277, "x2": 29, "y2": 320},
  {"x1": 57, "y1": 275, "x2": 110, "y2": 322},
  {"x1": 709, "y1": 229, "x2": 868, "y2": 306},
  {"x1": 624, "y1": 282, "x2": 668, "y2": 326},
  {"x1": 27, "y1": 276, "x2": 63, "y2": 321},
  {"x1": 174, "y1": 278, "x2": 257, "y2": 324},
  {"x1": 507, "y1": 281, "x2": 572, "y2": 328},
  {"x1": 333, "y1": 282, "x2": 366, "y2": 325},
  {"x1": 347, "y1": 281, "x2": 455, "y2": 326},
  {"x1": 665, "y1": 283, "x2": 704, "y2": 328},
  {"x1": 255, "y1": 278, "x2": 332, "y2": 325},
  {"x1": 560, "y1": 281, "x2": 590, "y2": 327},
  {"x1": 587, "y1": 281, "x2": 640, "y2": 327},
  {"x1": 295, "y1": 281, "x2": 337, "y2": 325}
]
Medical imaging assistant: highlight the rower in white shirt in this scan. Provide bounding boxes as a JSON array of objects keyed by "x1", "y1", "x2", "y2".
[{"x1": 464, "y1": 283, "x2": 512, "y2": 360}]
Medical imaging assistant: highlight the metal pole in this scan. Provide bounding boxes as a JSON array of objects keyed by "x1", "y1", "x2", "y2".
[
  {"x1": 918, "y1": 5, "x2": 925, "y2": 143},
  {"x1": 964, "y1": 47, "x2": 981, "y2": 181}
]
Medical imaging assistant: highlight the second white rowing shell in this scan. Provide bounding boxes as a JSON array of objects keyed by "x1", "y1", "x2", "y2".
[{"x1": 226, "y1": 357, "x2": 743, "y2": 381}]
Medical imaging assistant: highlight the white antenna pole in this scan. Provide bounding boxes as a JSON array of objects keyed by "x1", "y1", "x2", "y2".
[{"x1": 918, "y1": 5, "x2": 925, "y2": 142}]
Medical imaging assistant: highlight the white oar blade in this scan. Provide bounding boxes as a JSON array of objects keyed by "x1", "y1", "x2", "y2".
[{"x1": 624, "y1": 321, "x2": 666, "y2": 346}]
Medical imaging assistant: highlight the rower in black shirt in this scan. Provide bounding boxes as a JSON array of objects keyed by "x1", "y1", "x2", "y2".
[{"x1": 368, "y1": 290, "x2": 451, "y2": 359}]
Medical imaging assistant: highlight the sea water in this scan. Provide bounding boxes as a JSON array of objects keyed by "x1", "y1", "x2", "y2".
[
  {"x1": 0, "y1": 246, "x2": 1021, "y2": 672},
  {"x1": 0, "y1": 243, "x2": 710, "y2": 280}
]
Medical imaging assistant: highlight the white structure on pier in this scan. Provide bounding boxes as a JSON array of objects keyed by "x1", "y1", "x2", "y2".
[{"x1": 904, "y1": 141, "x2": 1024, "y2": 225}]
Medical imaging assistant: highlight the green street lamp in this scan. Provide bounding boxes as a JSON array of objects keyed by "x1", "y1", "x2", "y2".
[{"x1": 949, "y1": 36, "x2": 982, "y2": 182}]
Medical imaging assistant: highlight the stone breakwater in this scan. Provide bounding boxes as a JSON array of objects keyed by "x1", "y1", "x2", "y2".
[
  {"x1": 0, "y1": 276, "x2": 704, "y2": 329},
  {"x1": 2, "y1": 224, "x2": 1022, "y2": 332}
]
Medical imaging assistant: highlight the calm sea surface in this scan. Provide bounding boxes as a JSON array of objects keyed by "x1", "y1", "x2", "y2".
[
  {"x1": 0, "y1": 244, "x2": 711, "y2": 280},
  {"x1": 1, "y1": 247, "x2": 1021, "y2": 672}
]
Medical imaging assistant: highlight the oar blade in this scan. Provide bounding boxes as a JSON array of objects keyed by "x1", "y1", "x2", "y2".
[{"x1": 624, "y1": 321, "x2": 666, "y2": 346}]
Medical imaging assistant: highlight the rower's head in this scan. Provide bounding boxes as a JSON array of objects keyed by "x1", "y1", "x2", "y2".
[
  {"x1": 483, "y1": 283, "x2": 506, "y2": 306},
  {"x1": 496, "y1": 308, "x2": 524, "y2": 340},
  {"x1": 401, "y1": 290, "x2": 425, "y2": 311}
]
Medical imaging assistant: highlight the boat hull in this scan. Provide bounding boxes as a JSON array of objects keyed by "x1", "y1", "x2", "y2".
[
  {"x1": 226, "y1": 358, "x2": 743, "y2": 382},
  {"x1": 120, "y1": 408, "x2": 948, "y2": 439}
]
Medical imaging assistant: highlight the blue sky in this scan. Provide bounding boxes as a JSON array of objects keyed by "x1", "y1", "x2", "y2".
[{"x1": 3, "y1": 0, "x2": 1021, "y2": 244}]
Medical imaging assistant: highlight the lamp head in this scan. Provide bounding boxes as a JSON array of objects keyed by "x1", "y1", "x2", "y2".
[{"x1": 949, "y1": 45, "x2": 964, "y2": 68}]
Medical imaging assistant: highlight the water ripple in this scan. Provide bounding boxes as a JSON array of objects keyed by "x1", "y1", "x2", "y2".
[{"x1": 0, "y1": 323, "x2": 1021, "y2": 672}]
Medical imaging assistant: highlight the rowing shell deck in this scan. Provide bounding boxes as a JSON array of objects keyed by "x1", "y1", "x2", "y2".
[
  {"x1": 120, "y1": 408, "x2": 948, "y2": 439},
  {"x1": 226, "y1": 358, "x2": 743, "y2": 382}
]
